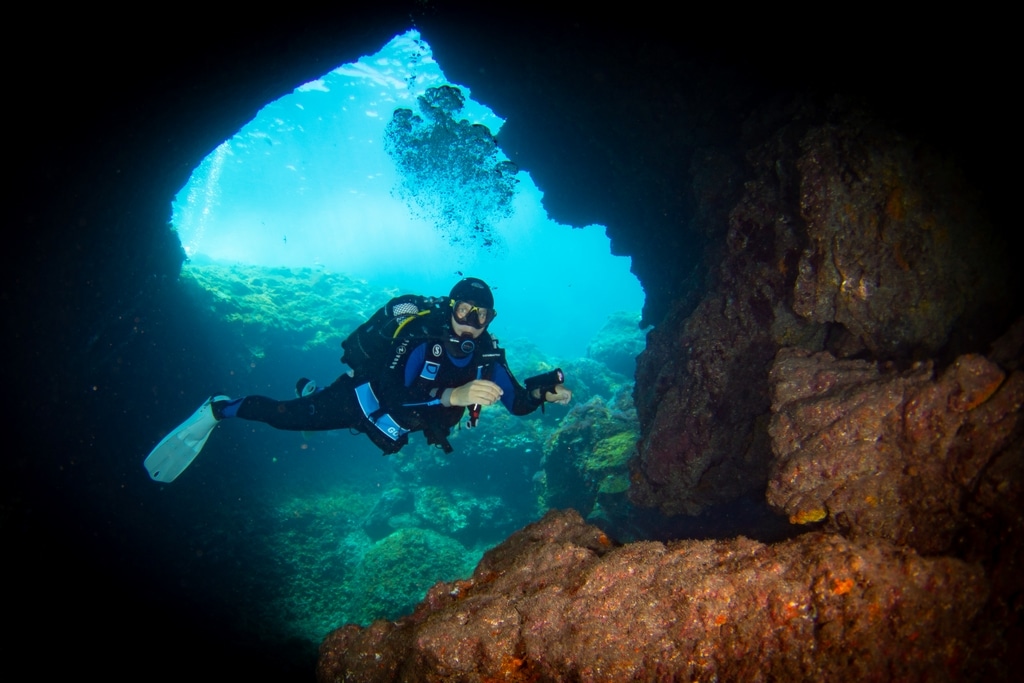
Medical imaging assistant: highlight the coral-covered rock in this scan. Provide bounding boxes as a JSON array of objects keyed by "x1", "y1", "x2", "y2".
[
  {"x1": 541, "y1": 397, "x2": 638, "y2": 519},
  {"x1": 766, "y1": 346, "x2": 1022, "y2": 553},
  {"x1": 347, "y1": 527, "x2": 474, "y2": 624},
  {"x1": 318, "y1": 509, "x2": 989, "y2": 682}
]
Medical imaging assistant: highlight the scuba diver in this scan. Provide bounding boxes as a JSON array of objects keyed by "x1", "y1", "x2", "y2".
[{"x1": 144, "y1": 277, "x2": 572, "y2": 483}]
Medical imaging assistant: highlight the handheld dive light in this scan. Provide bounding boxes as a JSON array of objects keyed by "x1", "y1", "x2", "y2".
[{"x1": 525, "y1": 368, "x2": 565, "y2": 414}]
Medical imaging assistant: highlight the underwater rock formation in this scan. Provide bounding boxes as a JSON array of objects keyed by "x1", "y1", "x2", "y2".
[
  {"x1": 791, "y1": 119, "x2": 1005, "y2": 359},
  {"x1": 348, "y1": 527, "x2": 475, "y2": 624},
  {"x1": 630, "y1": 100, "x2": 1015, "y2": 518},
  {"x1": 317, "y1": 509, "x2": 989, "y2": 682},
  {"x1": 631, "y1": 286, "x2": 778, "y2": 516},
  {"x1": 181, "y1": 263, "x2": 386, "y2": 353},
  {"x1": 540, "y1": 396, "x2": 637, "y2": 522},
  {"x1": 585, "y1": 311, "x2": 647, "y2": 378},
  {"x1": 315, "y1": 87, "x2": 1022, "y2": 683},
  {"x1": 766, "y1": 343, "x2": 1022, "y2": 555}
]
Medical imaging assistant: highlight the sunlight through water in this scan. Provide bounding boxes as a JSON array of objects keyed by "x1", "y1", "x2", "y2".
[{"x1": 171, "y1": 29, "x2": 643, "y2": 359}]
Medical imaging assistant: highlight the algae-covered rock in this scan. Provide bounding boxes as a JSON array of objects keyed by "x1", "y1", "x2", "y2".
[
  {"x1": 349, "y1": 527, "x2": 473, "y2": 624},
  {"x1": 590, "y1": 431, "x2": 637, "y2": 493},
  {"x1": 180, "y1": 262, "x2": 389, "y2": 354},
  {"x1": 541, "y1": 396, "x2": 638, "y2": 519}
]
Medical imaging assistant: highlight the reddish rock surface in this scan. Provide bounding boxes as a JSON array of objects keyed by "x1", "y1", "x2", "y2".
[
  {"x1": 630, "y1": 100, "x2": 1014, "y2": 518},
  {"x1": 766, "y1": 347, "x2": 1021, "y2": 555},
  {"x1": 630, "y1": 291, "x2": 778, "y2": 516},
  {"x1": 629, "y1": 148, "x2": 791, "y2": 516},
  {"x1": 792, "y1": 119, "x2": 1005, "y2": 359},
  {"x1": 318, "y1": 509, "x2": 991, "y2": 682}
]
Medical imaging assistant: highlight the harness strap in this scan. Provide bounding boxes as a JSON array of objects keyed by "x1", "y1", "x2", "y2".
[
  {"x1": 392, "y1": 309, "x2": 432, "y2": 338},
  {"x1": 354, "y1": 381, "x2": 410, "y2": 442}
]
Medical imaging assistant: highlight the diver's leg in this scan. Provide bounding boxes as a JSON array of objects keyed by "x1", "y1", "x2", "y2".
[{"x1": 215, "y1": 376, "x2": 360, "y2": 432}]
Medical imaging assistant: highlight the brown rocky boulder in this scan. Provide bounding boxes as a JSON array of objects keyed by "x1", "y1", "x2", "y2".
[
  {"x1": 630, "y1": 101, "x2": 1013, "y2": 519},
  {"x1": 766, "y1": 344, "x2": 1021, "y2": 555},
  {"x1": 318, "y1": 509, "x2": 991, "y2": 682}
]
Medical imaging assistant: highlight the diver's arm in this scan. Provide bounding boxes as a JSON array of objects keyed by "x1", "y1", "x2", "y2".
[{"x1": 491, "y1": 364, "x2": 547, "y2": 415}]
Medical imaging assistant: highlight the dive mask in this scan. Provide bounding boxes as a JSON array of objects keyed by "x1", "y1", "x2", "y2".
[{"x1": 451, "y1": 299, "x2": 495, "y2": 329}]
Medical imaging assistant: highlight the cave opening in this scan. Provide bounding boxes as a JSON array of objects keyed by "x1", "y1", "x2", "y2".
[{"x1": 171, "y1": 29, "x2": 644, "y2": 362}]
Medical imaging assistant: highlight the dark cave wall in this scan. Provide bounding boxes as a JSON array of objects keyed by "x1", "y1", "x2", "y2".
[{"x1": 630, "y1": 96, "x2": 1019, "y2": 517}]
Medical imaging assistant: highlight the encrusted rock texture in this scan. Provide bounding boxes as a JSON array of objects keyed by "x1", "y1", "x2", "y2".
[
  {"x1": 318, "y1": 509, "x2": 990, "y2": 682},
  {"x1": 767, "y1": 345, "x2": 1022, "y2": 555},
  {"x1": 630, "y1": 100, "x2": 1013, "y2": 517}
]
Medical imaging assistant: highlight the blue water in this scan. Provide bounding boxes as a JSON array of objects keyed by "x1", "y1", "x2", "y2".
[{"x1": 172, "y1": 30, "x2": 643, "y2": 361}]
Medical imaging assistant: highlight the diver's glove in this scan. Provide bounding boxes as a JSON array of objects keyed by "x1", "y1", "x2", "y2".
[{"x1": 524, "y1": 369, "x2": 565, "y2": 411}]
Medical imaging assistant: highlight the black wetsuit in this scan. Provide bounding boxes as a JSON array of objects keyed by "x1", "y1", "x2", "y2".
[{"x1": 230, "y1": 331, "x2": 542, "y2": 454}]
